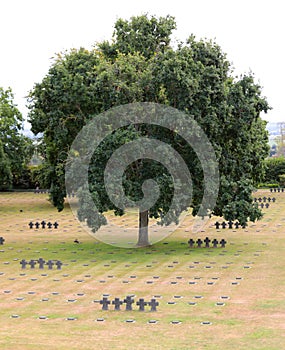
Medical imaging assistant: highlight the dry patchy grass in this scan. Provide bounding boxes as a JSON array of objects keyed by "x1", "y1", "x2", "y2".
[{"x1": 0, "y1": 190, "x2": 284, "y2": 349}]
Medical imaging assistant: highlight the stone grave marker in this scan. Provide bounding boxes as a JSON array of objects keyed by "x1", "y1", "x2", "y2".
[
  {"x1": 100, "y1": 297, "x2": 110, "y2": 310},
  {"x1": 221, "y1": 222, "x2": 227, "y2": 229},
  {"x1": 188, "y1": 238, "x2": 195, "y2": 248},
  {"x1": 29, "y1": 260, "x2": 36, "y2": 269},
  {"x1": 112, "y1": 298, "x2": 123, "y2": 311},
  {"x1": 228, "y1": 220, "x2": 234, "y2": 229},
  {"x1": 149, "y1": 299, "x2": 159, "y2": 312},
  {"x1": 20, "y1": 259, "x2": 28, "y2": 269},
  {"x1": 38, "y1": 258, "x2": 45, "y2": 269},
  {"x1": 124, "y1": 296, "x2": 134, "y2": 311},
  {"x1": 196, "y1": 239, "x2": 203, "y2": 248},
  {"x1": 125, "y1": 319, "x2": 135, "y2": 323},
  {"x1": 47, "y1": 222, "x2": 53, "y2": 229},
  {"x1": 137, "y1": 298, "x2": 147, "y2": 311},
  {"x1": 56, "y1": 260, "x2": 63, "y2": 270},
  {"x1": 214, "y1": 221, "x2": 220, "y2": 229},
  {"x1": 204, "y1": 237, "x2": 211, "y2": 248},
  {"x1": 46, "y1": 260, "x2": 54, "y2": 270}
]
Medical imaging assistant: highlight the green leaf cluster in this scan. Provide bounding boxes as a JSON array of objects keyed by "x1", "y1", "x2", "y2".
[{"x1": 0, "y1": 87, "x2": 33, "y2": 189}]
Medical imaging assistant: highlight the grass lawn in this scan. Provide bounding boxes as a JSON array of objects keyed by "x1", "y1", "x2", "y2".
[{"x1": 0, "y1": 191, "x2": 284, "y2": 350}]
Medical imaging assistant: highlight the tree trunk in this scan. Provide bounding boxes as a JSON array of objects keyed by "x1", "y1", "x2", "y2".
[{"x1": 137, "y1": 209, "x2": 150, "y2": 247}]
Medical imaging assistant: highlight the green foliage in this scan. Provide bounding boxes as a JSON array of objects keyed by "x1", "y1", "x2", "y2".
[
  {"x1": 278, "y1": 174, "x2": 285, "y2": 186},
  {"x1": 263, "y1": 156, "x2": 285, "y2": 184},
  {"x1": 28, "y1": 14, "x2": 270, "y2": 238},
  {"x1": 0, "y1": 87, "x2": 33, "y2": 189},
  {"x1": 0, "y1": 139, "x2": 12, "y2": 190},
  {"x1": 99, "y1": 14, "x2": 176, "y2": 60}
]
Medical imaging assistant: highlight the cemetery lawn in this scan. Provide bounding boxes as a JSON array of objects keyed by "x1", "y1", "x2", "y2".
[{"x1": 0, "y1": 191, "x2": 285, "y2": 350}]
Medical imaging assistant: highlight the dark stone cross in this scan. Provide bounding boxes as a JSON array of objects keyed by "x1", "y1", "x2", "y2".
[
  {"x1": 46, "y1": 260, "x2": 54, "y2": 270},
  {"x1": 0, "y1": 237, "x2": 5, "y2": 245},
  {"x1": 53, "y1": 222, "x2": 59, "y2": 229},
  {"x1": 149, "y1": 298, "x2": 159, "y2": 312},
  {"x1": 38, "y1": 258, "x2": 45, "y2": 269},
  {"x1": 47, "y1": 222, "x2": 53, "y2": 229},
  {"x1": 267, "y1": 197, "x2": 271, "y2": 202},
  {"x1": 253, "y1": 198, "x2": 257, "y2": 202},
  {"x1": 214, "y1": 221, "x2": 220, "y2": 229},
  {"x1": 258, "y1": 197, "x2": 262, "y2": 202},
  {"x1": 265, "y1": 203, "x2": 270, "y2": 209},
  {"x1": 20, "y1": 259, "x2": 28, "y2": 269},
  {"x1": 221, "y1": 222, "x2": 227, "y2": 229},
  {"x1": 41, "y1": 221, "x2": 46, "y2": 229},
  {"x1": 228, "y1": 220, "x2": 234, "y2": 229},
  {"x1": 112, "y1": 298, "x2": 123, "y2": 311},
  {"x1": 29, "y1": 259, "x2": 37, "y2": 269},
  {"x1": 260, "y1": 203, "x2": 264, "y2": 209},
  {"x1": 220, "y1": 239, "x2": 227, "y2": 248},
  {"x1": 124, "y1": 296, "x2": 134, "y2": 311},
  {"x1": 263, "y1": 196, "x2": 267, "y2": 202},
  {"x1": 272, "y1": 197, "x2": 276, "y2": 203},
  {"x1": 35, "y1": 222, "x2": 40, "y2": 229},
  {"x1": 100, "y1": 297, "x2": 110, "y2": 310},
  {"x1": 136, "y1": 298, "x2": 147, "y2": 311},
  {"x1": 204, "y1": 237, "x2": 211, "y2": 248},
  {"x1": 188, "y1": 238, "x2": 195, "y2": 248},
  {"x1": 277, "y1": 188, "x2": 281, "y2": 192},
  {"x1": 212, "y1": 238, "x2": 219, "y2": 248},
  {"x1": 234, "y1": 222, "x2": 240, "y2": 229},
  {"x1": 270, "y1": 188, "x2": 273, "y2": 193},
  {"x1": 56, "y1": 260, "x2": 63, "y2": 270},
  {"x1": 28, "y1": 222, "x2": 34, "y2": 229},
  {"x1": 196, "y1": 239, "x2": 203, "y2": 248}
]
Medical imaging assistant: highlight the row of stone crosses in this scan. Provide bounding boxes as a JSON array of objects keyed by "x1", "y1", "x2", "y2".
[
  {"x1": 253, "y1": 197, "x2": 276, "y2": 203},
  {"x1": 99, "y1": 296, "x2": 159, "y2": 312},
  {"x1": 34, "y1": 189, "x2": 49, "y2": 194},
  {"x1": 28, "y1": 221, "x2": 59, "y2": 229},
  {"x1": 20, "y1": 258, "x2": 62, "y2": 270},
  {"x1": 214, "y1": 221, "x2": 245, "y2": 229},
  {"x1": 188, "y1": 237, "x2": 226, "y2": 248},
  {"x1": 270, "y1": 187, "x2": 284, "y2": 192}
]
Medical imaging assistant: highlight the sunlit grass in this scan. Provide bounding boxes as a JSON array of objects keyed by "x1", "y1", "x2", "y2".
[{"x1": 0, "y1": 191, "x2": 285, "y2": 349}]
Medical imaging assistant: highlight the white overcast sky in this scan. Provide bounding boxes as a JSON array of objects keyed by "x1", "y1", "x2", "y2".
[{"x1": 1, "y1": 0, "x2": 284, "y2": 127}]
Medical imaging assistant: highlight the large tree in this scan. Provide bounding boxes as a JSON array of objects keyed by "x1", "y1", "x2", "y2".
[
  {"x1": 0, "y1": 87, "x2": 33, "y2": 189},
  {"x1": 28, "y1": 15, "x2": 270, "y2": 246}
]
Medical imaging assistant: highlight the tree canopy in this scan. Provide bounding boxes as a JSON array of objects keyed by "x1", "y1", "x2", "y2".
[
  {"x1": 28, "y1": 14, "x2": 270, "y2": 246},
  {"x1": 0, "y1": 87, "x2": 33, "y2": 190}
]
